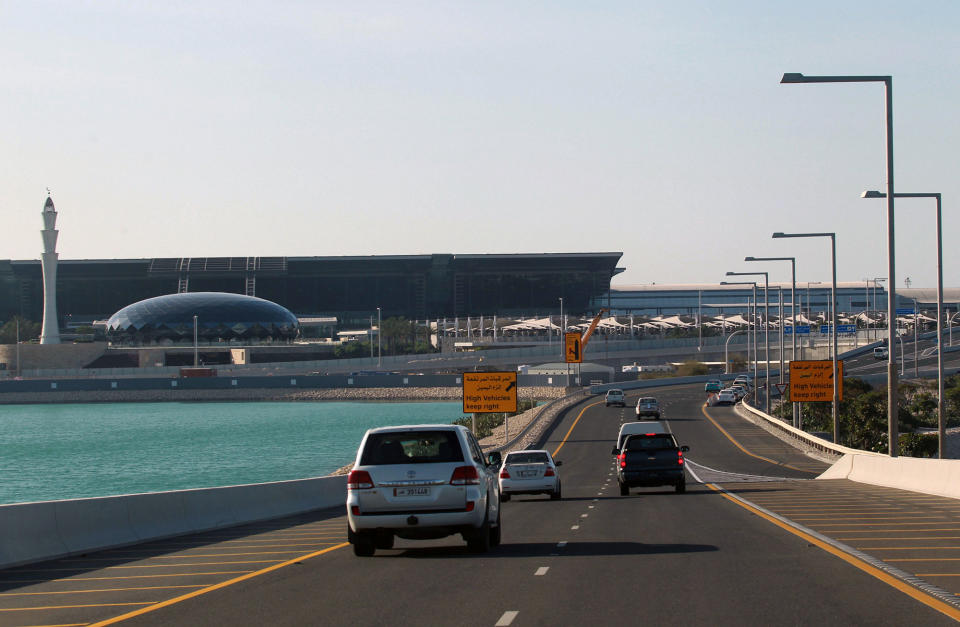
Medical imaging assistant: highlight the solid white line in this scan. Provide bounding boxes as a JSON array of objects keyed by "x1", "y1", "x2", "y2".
[
  {"x1": 496, "y1": 610, "x2": 519, "y2": 626},
  {"x1": 535, "y1": 567, "x2": 549, "y2": 576}
]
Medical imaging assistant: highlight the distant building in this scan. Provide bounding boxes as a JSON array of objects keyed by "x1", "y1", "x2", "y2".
[
  {"x1": 0, "y1": 252, "x2": 623, "y2": 329},
  {"x1": 106, "y1": 292, "x2": 299, "y2": 344},
  {"x1": 592, "y1": 283, "x2": 960, "y2": 318}
]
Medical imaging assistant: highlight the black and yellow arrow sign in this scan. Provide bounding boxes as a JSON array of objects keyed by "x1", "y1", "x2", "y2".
[{"x1": 565, "y1": 332, "x2": 582, "y2": 363}]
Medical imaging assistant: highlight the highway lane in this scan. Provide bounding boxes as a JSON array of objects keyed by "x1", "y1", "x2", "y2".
[{"x1": 3, "y1": 385, "x2": 960, "y2": 625}]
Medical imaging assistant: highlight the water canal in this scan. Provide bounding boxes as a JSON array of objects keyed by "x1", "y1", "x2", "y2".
[{"x1": 0, "y1": 401, "x2": 469, "y2": 505}]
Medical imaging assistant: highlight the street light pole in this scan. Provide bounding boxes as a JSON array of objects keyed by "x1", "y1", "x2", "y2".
[
  {"x1": 727, "y1": 271, "x2": 770, "y2": 414},
  {"x1": 745, "y1": 255, "x2": 798, "y2": 425},
  {"x1": 377, "y1": 306, "x2": 382, "y2": 368},
  {"x1": 193, "y1": 315, "x2": 199, "y2": 367},
  {"x1": 863, "y1": 191, "x2": 943, "y2": 457},
  {"x1": 773, "y1": 232, "x2": 839, "y2": 445},
  {"x1": 721, "y1": 281, "x2": 758, "y2": 386},
  {"x1": 782, "y1": 71, "x2": 896, "y2": 456}
]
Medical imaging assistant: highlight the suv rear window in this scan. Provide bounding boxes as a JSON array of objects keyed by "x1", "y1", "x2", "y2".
[
  {"x1": 624, "y1": 434, "x2": 676, "y2": 451},
  {"x1": 360, "y1": 430, "x2": 464, "y2": 465},
  {"x1": 506, "y1": 452, "x2": 549, "y2": 464}
]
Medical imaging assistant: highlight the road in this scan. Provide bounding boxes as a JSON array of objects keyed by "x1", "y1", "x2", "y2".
[{"x1": 2, "y1": 385, "x2": 960, "y2": 625}]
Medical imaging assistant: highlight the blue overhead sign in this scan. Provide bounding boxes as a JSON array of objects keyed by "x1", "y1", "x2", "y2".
[
  {"x1": 820, "y1": 324, "x2": 857, "y2": 335},
  {"x1": 896, "y1": 308, "x2": 917, "y2": 315},
  {"x1": 784, "y1": 325, "x2": 810, "y2": 335}
]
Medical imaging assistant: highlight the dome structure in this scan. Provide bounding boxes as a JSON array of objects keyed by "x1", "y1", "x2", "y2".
[{"x1": 106, "y1": 292, "x2": 299, "y2": 344}]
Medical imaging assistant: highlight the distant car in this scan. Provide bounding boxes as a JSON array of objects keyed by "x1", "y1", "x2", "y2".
[
  {"x1": 614, "y1": 421, "x2": 671, "y2": 452},
  {"x1": 733, "y1": 375, "x2": 753, "y2": 388},
  {"x1": 704, "y1": 380, "x2": 723, "y2": 393},
  {"x1": 728, "y1": 385, "x2": 747, "y2": 400},
  {"x1": 715, "y1": 389, "x2": 737, "y2": 405},
  {"x1": 874, "y1": 347, "x2": 889, "y2": 359},
  {"x1": 346, "y1": 424, "x2": 502, "y2": 556},
  {"x1": 605, "y1": 389, "x2": 626, "y2": 407},
  {"x1": 635, "y1": 397, "x2": 661, "y2": 419},
  {"x1": 498, "y1": 450, "x2": 561, "y2": 501}
]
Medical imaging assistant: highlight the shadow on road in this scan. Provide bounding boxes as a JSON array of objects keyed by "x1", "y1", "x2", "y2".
[{"x1": 392, "y1": 540, "x2": 718, "y2": 559}]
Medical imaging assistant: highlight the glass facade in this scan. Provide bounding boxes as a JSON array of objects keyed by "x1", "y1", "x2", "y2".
[{"x1": 106, "y1": 292, "x2": 299, "y2": 343}]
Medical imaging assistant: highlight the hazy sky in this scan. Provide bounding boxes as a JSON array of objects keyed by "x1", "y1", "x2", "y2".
[{"x1": 2, "y1": 1, "x2": 957, "y2": 289}]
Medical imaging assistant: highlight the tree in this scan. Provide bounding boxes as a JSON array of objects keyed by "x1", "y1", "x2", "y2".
[{"x1": 0, "y1": 317, "x2": 41, "y2": 344}]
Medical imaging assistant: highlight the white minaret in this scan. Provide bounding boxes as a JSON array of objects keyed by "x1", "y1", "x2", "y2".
[{"x1": 40, "y1": 194, "x2": 61, "y2": 344}]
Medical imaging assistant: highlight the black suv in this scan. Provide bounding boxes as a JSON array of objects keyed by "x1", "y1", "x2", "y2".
[{"x1": 614, "y1": 433, "x2": 689, "y2": 494}]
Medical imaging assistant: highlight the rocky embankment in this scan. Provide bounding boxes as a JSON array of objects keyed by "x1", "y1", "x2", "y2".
[{"x1": 0, "y1": 386, "x2": 566, "y2": 405}]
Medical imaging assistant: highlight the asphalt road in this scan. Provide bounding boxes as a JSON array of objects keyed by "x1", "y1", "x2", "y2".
[{"x1": 3, "y1": 385, "x2": 960, "y2": 626}]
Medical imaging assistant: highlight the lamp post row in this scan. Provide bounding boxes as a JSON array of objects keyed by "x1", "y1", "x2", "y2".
[{"x1": 781, "y1": 72, "x2": 897, "y2": 457}]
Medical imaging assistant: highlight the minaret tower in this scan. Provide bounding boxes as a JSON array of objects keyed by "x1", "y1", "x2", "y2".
[{"x1": 40, "y1": 193, "x2": 61, "y2": 344}]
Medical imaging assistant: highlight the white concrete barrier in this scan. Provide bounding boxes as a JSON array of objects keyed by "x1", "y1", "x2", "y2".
[
  {"x1": 0, "y1": 475, "x2": 348, "y2": 570},
  {"x1": 820, "y1": 454, "x2": 960, "y2": 500}
]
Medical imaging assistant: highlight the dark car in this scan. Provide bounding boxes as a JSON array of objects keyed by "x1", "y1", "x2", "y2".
[{"x1": 614, "y1": 433, "x2": 689, "y2": 494}]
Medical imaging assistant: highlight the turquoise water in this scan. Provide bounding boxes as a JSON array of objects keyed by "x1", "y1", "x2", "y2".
[{"x1": 0, "y1": 401, "x2": 470, "y2": 505}]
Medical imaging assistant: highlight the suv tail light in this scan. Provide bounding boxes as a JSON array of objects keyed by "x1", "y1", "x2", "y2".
[
  {"x1": 347, "y1": 470, "x2": 374, "y2": 490},
  {"x1": 500, "y1": 467, "x2": 511, "y2": 479},
  {"x1": 450, "y1": 466, "x2": 480, "y2": 485},
  {"x1": 678, "y1": 451, "x2": 685, "y2": 466},
  {"x1": 544, "y1": 467, "x2": 555, "y2": 477},
  {"x1": 617, "y1": 453, "x2": 626, "y2": 469}
]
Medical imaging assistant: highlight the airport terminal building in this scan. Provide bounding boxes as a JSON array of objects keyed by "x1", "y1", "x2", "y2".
[{"x1": 0, "y1": 253, "x2": 624, "y2": 328}]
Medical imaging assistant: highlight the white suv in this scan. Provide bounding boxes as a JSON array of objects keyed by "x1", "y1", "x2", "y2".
[
  {"x1": 605, "y1": 389, "x2": 626, "y2": 407},
  {"x1": 346, "y1": 424, "x2": 502, "y2": 556}
]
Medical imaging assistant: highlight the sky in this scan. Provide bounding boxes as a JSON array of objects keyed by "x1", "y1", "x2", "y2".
[{"x1": 2, "y1": 1, "x2": 958, "y2": 290}]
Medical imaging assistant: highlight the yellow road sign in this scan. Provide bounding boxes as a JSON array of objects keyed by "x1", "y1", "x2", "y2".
[
  {"x1": 789, "y1": 360, "x2": 844, "y2": 402},
  {"x1": 565, "y1": 332, "x2": 582, "y2": 363},
  {"x1": 463, "y1": 371, "x2": 518, "y2": 413}
]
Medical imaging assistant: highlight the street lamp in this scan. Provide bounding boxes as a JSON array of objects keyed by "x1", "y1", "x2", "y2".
[
  {"x1": 727, "y1": 271, "x2": 770, "y2": 414},
  {"x1": 721, "y1": 281, "x2": 758, "y2": 382},
  {"x1": 863, "y1": 190, "x2": 944, "y2": 458},
  {"x1": 873, "y1": 278, "x2": 887, "y2": 340},
  {"x1": 773, "y1": 231, "x2": 839, "y2": 446},
  {"x1": 781, "y1": 71, "x2": 897, "y2": 456},
  {"x1": 377, "y1": 307, "x2": 382, "y2": 368},
  {"x1": 746, "y1": 256, "x2": 798, "y2": 426},
  {"x1": 193, "y1": 315, "x2": 199, "y2": 367}
]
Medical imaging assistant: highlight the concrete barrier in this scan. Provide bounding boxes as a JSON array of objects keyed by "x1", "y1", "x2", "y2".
[
  {"x1": 0, "y1": 475, "x2": 347, "y2": 570},
  {"x1": 820, "y1": 454, "x2": 960, "y2": 500}
]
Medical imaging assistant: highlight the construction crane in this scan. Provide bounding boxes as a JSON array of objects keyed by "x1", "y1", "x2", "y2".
[{"x1": 578, "y1": 308, "x2": 610, "y2": 351}]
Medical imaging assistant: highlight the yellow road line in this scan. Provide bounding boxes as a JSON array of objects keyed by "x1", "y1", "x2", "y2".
[
  {"x1": 861, "y1": 546, "x2": 960, "y2": 551},
  {"x1": 551, "y1": 400, "x2": 602, "y2": 458},
  {"x1": 707, "y1": 484, "x2": 960, "y2": 621},
  {"x1": 838, "y1": 537, "x2": 960, "y2": 541},
  {"x1": 699, "y1": 404, "x2": 815, "y2": 474},
  {"x1": 0, "y1": 585, "x2": 206, "y2": 596},
  {"x1": 0, "y1": 571, "x2": 254, "y2": 583},
  {"x1": 64, "y1": 550, "x2": 333, "y2": 561},
  {"x1": 0, "y1": 602, "x2": 154, "y2": 612},
  {"x1": 889, "y1": 559, "x2": 960, "y2": 562},
  {"x1": 88, "y1": 542, "x2": 349, "y2": 626}
]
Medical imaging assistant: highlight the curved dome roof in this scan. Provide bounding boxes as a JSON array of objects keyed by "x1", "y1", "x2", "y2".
[{"x1": 107, "y1": 292, "x2": 299, "y2": 342}]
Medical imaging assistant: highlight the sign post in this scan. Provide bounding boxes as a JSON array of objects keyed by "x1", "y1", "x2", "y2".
[
  {"x1": 565, "y1": 332, "x2": 583, "y2": 364},
  {"x1": 789, "y1": 360, "x2": 844, "y2": 402},
  {"x1": 463, "y1": 371, "x2": 519, "y2": 415}
]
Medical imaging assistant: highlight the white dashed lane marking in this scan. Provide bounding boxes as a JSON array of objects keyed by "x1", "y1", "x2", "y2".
[
  {"x1": 535, "y1": 567, "x2": 549, "y2": 576},
  {"x1": 571, "y1": 525, "x2": 580, "y2": 530},
  {"x1": 496, "y1": 610, "x2": 519, "y2": 626}
]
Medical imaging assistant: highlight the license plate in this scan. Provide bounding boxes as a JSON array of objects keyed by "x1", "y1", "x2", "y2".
[
  {"x1": 519, "y1": 470, "x2": 537, "y2": 478},
  {"x1": 394, "y1": 487, "x2": 430, "y2": 497}
]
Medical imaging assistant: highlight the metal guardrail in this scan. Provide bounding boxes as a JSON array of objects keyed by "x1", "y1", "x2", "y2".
[{"x1": 738, "y1": 398, "x2": 885, "y2": 459}]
